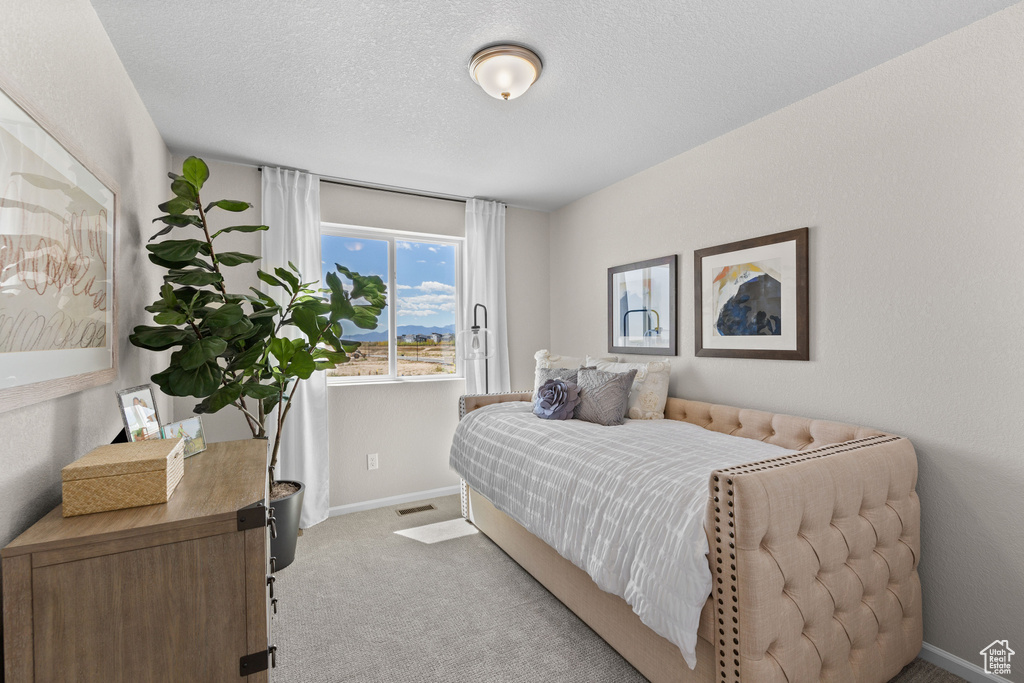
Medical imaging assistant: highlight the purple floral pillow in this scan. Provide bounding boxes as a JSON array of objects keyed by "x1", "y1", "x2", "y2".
[{"x1": 533, "y1": 378, "x2": 581, "y2": 420}]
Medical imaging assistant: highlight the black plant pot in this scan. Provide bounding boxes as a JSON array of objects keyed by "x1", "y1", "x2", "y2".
[{"x1": 270, "y1": 480, "x2": 305, "y2": 571}]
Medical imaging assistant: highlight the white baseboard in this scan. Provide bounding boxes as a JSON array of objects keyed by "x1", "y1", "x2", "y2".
[
  {"x1": 328, "y1": 485, "x2": 462, "y2": 517},
  {"x1": 919, "y1": 641, "x2": 1013, "y2": 683}
]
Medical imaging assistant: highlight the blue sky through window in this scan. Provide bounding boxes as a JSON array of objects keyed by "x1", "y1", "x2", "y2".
[
  {"x1": 320, "y1": 235, "x2": 457, "y2": 335},
  {"x1": 395, "y1": 240, "x2": 456, "y2": 331}
]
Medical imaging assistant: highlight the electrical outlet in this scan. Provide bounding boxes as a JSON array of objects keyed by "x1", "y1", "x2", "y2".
[{"x1": 367, "y1": 453, "x2": 379, "y2": 471}]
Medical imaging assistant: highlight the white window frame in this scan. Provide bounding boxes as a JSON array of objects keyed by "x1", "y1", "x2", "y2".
[{"x1": 321, "y1": 222, "x2": 464, "y2": 385}]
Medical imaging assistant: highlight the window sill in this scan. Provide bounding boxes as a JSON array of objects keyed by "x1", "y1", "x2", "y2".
[{"x1": 327, "y1": 375, "x2": 466, "y2": 387}]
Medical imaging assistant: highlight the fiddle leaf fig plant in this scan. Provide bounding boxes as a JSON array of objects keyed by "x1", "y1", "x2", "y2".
[{"x1": 130, "y1": 156, "x2": 387, "y2": 475}]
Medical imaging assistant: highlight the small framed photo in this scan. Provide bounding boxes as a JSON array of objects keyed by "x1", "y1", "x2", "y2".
[
  {"x1": 160, "y1": 416, "x2": 207, "y2": 458},
  {"x1": 116, "y1": 384, "x2": 162, "y2": 442}
]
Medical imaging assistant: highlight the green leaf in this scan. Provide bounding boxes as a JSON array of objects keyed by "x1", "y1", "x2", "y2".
[
  {"x1": 351, "y1": 307, "x2": 380, "y2": 329},
  {"x1": 178, "y1": 337, "x2": 228, "y2": 370},
  {"x1": 211, "y1": 224, "x2": 269, "y2": 239},
  {"x1": 242, "y1": 383, "x2": 279, "y2": 399},
  {"x1": 130, "y1": 325, "x2": 189, "y2": 351},
  {"x1": 249, "y1": 307, "x2": 279, "y2": 320},
  {"x1": 165, "y1": 269, "x2": 224, "y2": 287},
  {"x1": 153, "y1": 310, "x2": 187, "y2": 325},
  {"x1": 152, "y1": 214, "x2": 201, "y2": 227},
  {"x1": 170, "y1": 177, "x2": 198, "y2": 201},
  {"x1": 147, "y1": 239, "x2": 207, "y2": 262},
  {"x1": 151, "y1": 361, "x2": 221, "y2": 398},
  {"x1": 263, "y1": 393, "x2": 281, "y2": 415},
  {"x1": 194, "y1": 382, "x2": 243, "y2": 414},
  {"x1": 285, "y1": 349, "x2": 316, "y2": 379},
  {"x1": 204, "y1": 199, "x2": 250, "y2": 213},
  {"x1": 291, "y1": 307, "x2": 322, "y2": 340},
  {"x1": 158, "y1": 196, "x2": 197, "y2": 214},
  {"x1": 149, "y1": 224, "x2": 177, "y2": 242},
  {"x1": 223, "y1": 348, "x2": 261, "y2": 375},
  {"x1": 257, "y1": 270, "x2": 287, "y2": 290},
  {"x1": 182, "y1": 156, "x2": 209, "y2": 191},
  {"x1": 160, "y1": 283, "x2": 178, "y2": 308},
  {"x1": 330, "y1": 293, "x2": 355, "y2": 323},
  {"x1": 275, "y1": 267, "x2": 301, "y2": 293},
  {"x1": 269, "y1": 337, "x2": 294, "y2": 365},
  {"x1": 149, "y1": 254, "x2": 214, "y2": 271},
  {"x1": 216, "y1": 251, "x2": 260, "y2": 267},
  {"x1": 201, "y1": 303, "x2": 244, "y2": 328}
]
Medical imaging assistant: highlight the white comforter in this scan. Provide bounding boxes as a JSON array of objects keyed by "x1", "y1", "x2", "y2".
[{"x1": 449, "y1": 402, "x2": 793, "y2": 668}]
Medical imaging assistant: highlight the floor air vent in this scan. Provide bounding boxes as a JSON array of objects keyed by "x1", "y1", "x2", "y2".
[{"x1": 396, "y1": 504, "x2": 435, "y2": 516}]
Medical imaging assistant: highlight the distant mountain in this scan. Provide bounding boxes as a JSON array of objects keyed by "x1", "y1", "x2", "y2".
[{"x1": 343, "y1": 324, "x2": 456, "y2": 343}]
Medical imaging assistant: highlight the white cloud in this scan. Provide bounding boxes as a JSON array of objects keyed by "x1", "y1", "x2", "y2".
[
  {"x1": 428, "y1": 246, "x2": 438, "y2": 252},
  {"x1": 396, "y1": 284, "x2": 413, "y2": 290},
  {"x1": 398, "y1": 292, "x2": 456, "y2": 317},
  {"x1": 345, "y1": 242, "x2": 363, "y2": 251},
  {"x1": 397, "y1": 241, "x2": 412, "y2": 250},
  {"x1": 438, "y1": 261, "x2": 446, "y2": 265},
  {"x1": 416, "y1": 259, "x2": 426, "y2": 263},
  {"x1": 416, "y1": 281, "x2": 456, "y2": 294}
]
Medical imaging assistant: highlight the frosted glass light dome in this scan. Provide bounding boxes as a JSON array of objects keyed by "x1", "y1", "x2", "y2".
[{"x1": 469, "y1": 45, "x2": 543, "y2": 101}]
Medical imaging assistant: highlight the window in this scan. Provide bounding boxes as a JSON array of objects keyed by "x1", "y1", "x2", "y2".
[{"x1": 321, "y1": 224, "x2": 461, "y2": 381}]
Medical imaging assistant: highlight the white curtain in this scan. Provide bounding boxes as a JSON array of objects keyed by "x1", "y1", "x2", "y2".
[
  {"x1": 463, "y1": 199, "x2": 510, "y2": 394},
  {"x1": 261, "y1": 167, "x2": 329, "y2": 529}
]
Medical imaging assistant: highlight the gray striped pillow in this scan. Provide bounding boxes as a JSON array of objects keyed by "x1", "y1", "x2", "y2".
[{"x1": 574, "y1": 367, "x2": 638, "y2": 426}]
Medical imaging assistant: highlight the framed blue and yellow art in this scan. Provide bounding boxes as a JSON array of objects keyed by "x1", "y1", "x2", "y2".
[{"x1": 694, "y1": 228, "x2": 808, "y2": 360}]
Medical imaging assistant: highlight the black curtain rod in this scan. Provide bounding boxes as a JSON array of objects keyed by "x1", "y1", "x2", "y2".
[{"x1": 257, "y1": 166, "x2": 505, "y2": 207}]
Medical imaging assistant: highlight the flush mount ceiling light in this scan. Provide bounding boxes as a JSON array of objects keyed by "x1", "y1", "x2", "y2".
[{"x1": 469, "y1": 44, "x2": 543, "y2": 101}]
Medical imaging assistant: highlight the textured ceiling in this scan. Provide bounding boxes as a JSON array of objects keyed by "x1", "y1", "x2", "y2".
[{"x1": 90, "y1": 0, "x2": 1016, "y2": 211}]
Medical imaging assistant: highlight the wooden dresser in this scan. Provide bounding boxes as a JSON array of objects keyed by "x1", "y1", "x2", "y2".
[{"x1": 2, "y1": 439, "x2": 276, "y2": 682}]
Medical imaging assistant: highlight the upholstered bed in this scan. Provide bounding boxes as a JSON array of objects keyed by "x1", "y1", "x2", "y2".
[{"x1": 453, "y1": 391, "x2": 922, "y2": 683}]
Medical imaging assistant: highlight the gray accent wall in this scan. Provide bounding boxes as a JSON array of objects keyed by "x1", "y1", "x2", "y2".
[
  {"x1": 0, "y1": 0, "x2": 171, "y2": 547},
  {"x1": 547, "y1": 5, "x2": 1024, "y2": 677}
]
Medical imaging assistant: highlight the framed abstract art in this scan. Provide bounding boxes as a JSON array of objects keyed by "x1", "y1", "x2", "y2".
[
  {"x1": 608, "y1": 254, "x2": 677, "y2": 356},
  {"x1": 0, "y1": 76, "x2": 118, "y2": 413},
  {"x1": 694, "y1": 228, "x2": 808, "y2": 360}
]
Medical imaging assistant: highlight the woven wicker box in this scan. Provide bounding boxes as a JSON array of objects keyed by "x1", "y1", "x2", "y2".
[{"x1": 61, "y1": 439, "x2": 186, "y2": 517}]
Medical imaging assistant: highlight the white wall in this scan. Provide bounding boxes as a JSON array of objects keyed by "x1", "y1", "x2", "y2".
[
  {"x1": 548, "y1": 5, "x2": 1024, "y2": 676},
  {"x1": 168, "y1": 157, "x2": 263, "y2": 442},
  {"x1": 0, "y1": 0, "x2": 170, "y2": 545},
  {"x1": 321, "y1": 183, "x2": 550, "y2": 507}
]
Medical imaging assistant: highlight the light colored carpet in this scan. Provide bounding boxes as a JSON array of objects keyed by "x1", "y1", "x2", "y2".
[{"x1": 272, "y1": 494, "x2": 963, "y2": 683}]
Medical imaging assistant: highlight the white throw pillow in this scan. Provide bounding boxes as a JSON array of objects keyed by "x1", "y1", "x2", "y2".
[
  {"x1": 534, "y1": 350, "x2": 585, "y2": 397},
  {"x1": 585, "y1": 355, "x2": 671, "y2": 420}
]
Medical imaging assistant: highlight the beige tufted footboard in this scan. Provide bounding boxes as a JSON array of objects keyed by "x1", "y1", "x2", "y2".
[
  {"x1": 458, "y1": 393, "x2": 922, "y2": 682},
  {"x1": 708, "y1": 436, "x2": 922, "y2": 683}
]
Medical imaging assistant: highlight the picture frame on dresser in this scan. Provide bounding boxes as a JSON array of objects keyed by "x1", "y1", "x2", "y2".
[
  {"x1": 608, "y1": 254, "x2": 678, "y2": 356},
  {"x1": 693, "y1": 227, "x2": 809, "y2": 360},
  {"x1": 0, "y1": 74, "x2": 119, "y2": 414}
]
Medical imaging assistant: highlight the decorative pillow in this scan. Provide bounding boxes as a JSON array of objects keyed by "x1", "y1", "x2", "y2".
[
  {"x1": 533, "y1": 379, "x2": 581, "y2": 420},
  {"x1": 533, "y1": 350, "x2": 584, "y2": 397},
  {"x1": 585, "y1": 355, "x2": 671, "y2": 420},
  {"x1": 574, "y1": 367, "x2": 638, "y2": 426},
  {"x1": 535, "y1": 366, "x2": 579, "y2": 391}
]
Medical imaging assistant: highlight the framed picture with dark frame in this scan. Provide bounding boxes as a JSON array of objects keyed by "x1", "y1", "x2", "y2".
[
  {"x1": 608, "y1": 254, "x2": 677, "y2": 356},
  {"x1": 694, "y1": 227, "x2": 808, "y2": 360}
]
